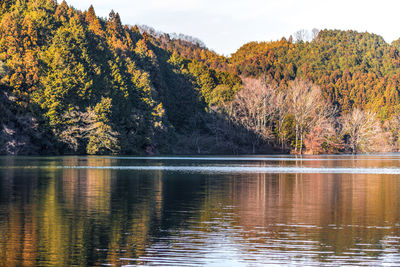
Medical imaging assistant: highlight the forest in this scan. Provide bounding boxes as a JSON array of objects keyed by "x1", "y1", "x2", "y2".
[{"x1": 0, "y1": 0, "x2": 400, "y2": 155}]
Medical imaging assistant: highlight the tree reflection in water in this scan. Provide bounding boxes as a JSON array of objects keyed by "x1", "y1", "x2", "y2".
[{"x1": 0, "y1": 156, "x2": 400, "y2": 266}]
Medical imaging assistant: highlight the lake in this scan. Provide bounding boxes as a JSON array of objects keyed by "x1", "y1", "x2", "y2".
[{"x1": 1, "y1": 155, "x2": 400, "y2": 266}]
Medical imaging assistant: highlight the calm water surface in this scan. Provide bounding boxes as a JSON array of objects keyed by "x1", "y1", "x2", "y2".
[{"x1": 1, "y1": 155, "x2": 400, "y2": 266}]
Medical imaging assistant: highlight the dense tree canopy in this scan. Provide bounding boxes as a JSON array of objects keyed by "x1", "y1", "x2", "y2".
[
  {"x1": 154, "y1": 29, "x2": 400, "y2": 119},
  {"x1": 0, "y1": 0, "x2": 241, "y2": 155},
  {"x1": 1, "y1": 1, "x2": 400, "y2": 155}
]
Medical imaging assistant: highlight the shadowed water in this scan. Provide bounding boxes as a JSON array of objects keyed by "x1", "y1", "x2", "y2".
[{"x1": 1, "y1": 155, "x2": 400, "y2": 266}]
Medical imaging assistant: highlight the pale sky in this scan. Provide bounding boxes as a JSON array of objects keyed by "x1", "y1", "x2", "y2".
[{"x1": 66, "y1": 0, "x2": 400, "y2": 55}]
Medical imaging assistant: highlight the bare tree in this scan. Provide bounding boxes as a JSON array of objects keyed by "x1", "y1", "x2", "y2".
[
  {"x1": 59, "y1": 103, "x2": 120, "y2": 154},
  {"x1": 383, "y1": 114, "x2": 400, "y2": 151},
  {"x1": 274, "y1": 91, "x2": 290, "y2": 150},
  {"x1": 304, "y1": 115, "x2": 342, "y2": 154},
  {"x1": 294, "y1": 29, "x2": 309, "y2": 43},
  {"x1": 341, "y1": 108, "x2": 386, "y2": 154},
  {"x1": 138, "y1": 25, "x2": 207, "y2": 48},
  {"x1": 287, "y1": 79, "x2": 335, "y2": 154},
  {"x1": 229, "y1": 77, "x2": 276, "y2": 152},
  {"x1": 311, "y1": 28, "x2": 320, "y2": 40},
  {"x1": 226, "y1": 78, "x2": 338, "y2": 154}
]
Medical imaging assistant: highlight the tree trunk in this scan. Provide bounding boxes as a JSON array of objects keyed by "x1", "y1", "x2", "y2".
[
  {"x1": 295, "y1": 125, "x2": 299, "y2": 154},
  {"x1": 300, "y1": 133, "x2": 303, "y2": 154}
]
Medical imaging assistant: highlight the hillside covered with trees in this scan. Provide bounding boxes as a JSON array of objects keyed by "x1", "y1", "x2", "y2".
[
  {"x1": 0, "y1": 0, "x2": 242, "y2": 155},
  {"x1": 1, "y1": 0, "x2": 400, "y2": 155}
]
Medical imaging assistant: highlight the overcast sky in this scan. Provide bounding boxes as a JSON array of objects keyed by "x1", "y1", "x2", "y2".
[{"x1": 66, "y1": 0, "x2": 400, "y2": 55}]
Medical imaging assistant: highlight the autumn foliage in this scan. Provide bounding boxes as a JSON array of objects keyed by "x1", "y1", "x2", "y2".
[{"x1": 0, "y1": 1, "x2": 397, "y2": 155}]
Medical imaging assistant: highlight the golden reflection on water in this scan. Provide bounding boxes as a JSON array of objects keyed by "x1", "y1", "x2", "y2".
[{"x1": 1, "y1": 156, "x2": 400, "y2": 265}]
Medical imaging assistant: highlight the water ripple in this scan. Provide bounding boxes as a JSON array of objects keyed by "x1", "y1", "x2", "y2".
[
  {"x1": 102, "y1": 156, "x2": 400, "y2": 161},
  {"x1": 30, "y1": 165, "x2": 400, "y2": 174}
]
